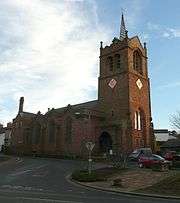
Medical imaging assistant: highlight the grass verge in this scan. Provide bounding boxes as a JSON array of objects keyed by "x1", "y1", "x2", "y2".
[{"x1": 136, "y1": 172, "x2": 180, "y2": 196}]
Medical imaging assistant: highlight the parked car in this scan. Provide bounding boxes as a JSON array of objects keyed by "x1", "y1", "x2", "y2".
[
  {"x1": 138, "y1": 154, "x2": 172, "y2": 168},
  {"x1": 129, "y1": 148, "x2": 152, "y2": 161},
  {"x1": 163, "y1": 151, "x2": 176, "y2": 161}
]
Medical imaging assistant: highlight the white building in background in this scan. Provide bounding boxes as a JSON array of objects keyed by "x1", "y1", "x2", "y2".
[
  {"x1": 154, "y1": 129, "x2": 177, "y2": 152},
  {"x1": 0, "y1": 132, "x2": 5, "y2": 151},
  {"x1": 154, "y1": 129, "x2": 177, "y2": 142},
  {"x1": 4, "y1": 128, "x2": 12, "y2": 147},
  {"x1": 0, "y1": 123, "x2": 5, "y2": 151}
]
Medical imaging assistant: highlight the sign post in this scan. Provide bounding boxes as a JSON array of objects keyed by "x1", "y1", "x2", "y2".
[{"x1": 86, "y1": 142, "x2": 95, "y2": 174}]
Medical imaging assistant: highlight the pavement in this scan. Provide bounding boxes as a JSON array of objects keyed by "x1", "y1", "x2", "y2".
[{"x1": 0, "y1": 155, "x2": 179, "y2": 203}]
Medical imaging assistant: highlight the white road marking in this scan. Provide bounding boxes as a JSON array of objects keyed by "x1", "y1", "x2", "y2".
[
  {"x1": 15, "y1": 157, "x2": 23, "y2": 163},
  {"x1": 0, "y1": 195, "x2": 83, "y2": 203},
  {"x1": 32, "y1": 172, "x2": 48, "y2": 177},
  {"x1": 10, "y1": 169, "x2": 32, "y2": 176},
  {"x1": 1, "y1": 185, "x2": 44, "y2": 192},
  {"x1": 10, "y1": 164, "x2": 48, "y2": 177},
  {"x1": 19, "y1": 197, "x2": 83, "y2": 203},
  {"x1": 34, "y1": 164, "x2": 47, "y2": 170}
]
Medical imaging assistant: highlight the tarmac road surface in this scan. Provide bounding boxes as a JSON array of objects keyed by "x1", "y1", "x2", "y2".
[{"x1": 0, "y1": 156, "x2": 179, "y2": 203}]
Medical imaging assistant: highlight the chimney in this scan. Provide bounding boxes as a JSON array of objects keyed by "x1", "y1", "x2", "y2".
[{"x1": 18, "y1": 97, "x2": 24, "y2": 113}]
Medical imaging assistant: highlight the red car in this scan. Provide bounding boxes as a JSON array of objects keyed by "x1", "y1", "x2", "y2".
[
  {"x1": 163, "y1": 151, "x2": 176, "y2": 161},
  {"x1": 138, "y1": 154, "x2": 171, "y2": 168}
]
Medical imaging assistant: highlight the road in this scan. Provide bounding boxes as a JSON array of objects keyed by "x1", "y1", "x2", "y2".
[{"x1": 0, "y1": 156, "x2": 179, "y2": 203}]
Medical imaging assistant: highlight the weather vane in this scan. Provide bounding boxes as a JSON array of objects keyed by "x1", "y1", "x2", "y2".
[{"x1": 121, "y1": 7, "x2": 126, "y2": 14}]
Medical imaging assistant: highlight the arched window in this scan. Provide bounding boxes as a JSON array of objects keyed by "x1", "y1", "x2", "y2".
[
  {"x1": 65, "y1": 117, "x2": 72, "y2": 144},
  {"x1": 23, "y1": 128, "x2": 31, "y2": 144},
  {"x1": 115, "y1": 54, "x2": 121, "y2": 69},
  {"x1": 133, "y1": 50, "x2": 142, "y2": 74},
  {"x1": 137, "y1": 111, "x2": 141, "y2": 130},
  {"x1": 134, "y1": 111, "x2": 137, "y2": 129},
  {"x1": 32, "y1": 123, "x2": 41, "y2": 144},
  {"x1": 48, "y1": 120, "x2": 55, "y2": 143},
  {"x1": 134, "y1": 110, "x2": 141, "y2": 130},
  {"x1": 107, "y1": 56, "x2": 113, "y2": 71}
]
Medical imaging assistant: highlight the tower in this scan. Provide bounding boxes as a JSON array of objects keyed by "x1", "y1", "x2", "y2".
[{"x1": 98, "y1": 14, "x2": 152, "y2": 152}]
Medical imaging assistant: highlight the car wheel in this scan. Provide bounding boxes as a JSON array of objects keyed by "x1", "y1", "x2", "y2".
[{"x1": 139, "y1": 163, "x2": 144, "y2": 168}]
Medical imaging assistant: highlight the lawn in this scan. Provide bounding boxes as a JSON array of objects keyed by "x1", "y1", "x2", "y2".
[
  {"x1": 72, "y1": 166, "x2": 180, "y2": 197},
  {"x1": 137, "y1": 172, "x2": 180, "y2": 196}
]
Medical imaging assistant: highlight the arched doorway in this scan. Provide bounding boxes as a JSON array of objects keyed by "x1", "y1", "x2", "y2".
[{"x1": 99, "y1": 132, "x2": 112, "y2": 152}]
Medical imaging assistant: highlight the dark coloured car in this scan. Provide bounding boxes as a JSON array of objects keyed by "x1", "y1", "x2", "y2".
[{"x1": 138, "y1": 154, "x2": 172, "y2": 168}]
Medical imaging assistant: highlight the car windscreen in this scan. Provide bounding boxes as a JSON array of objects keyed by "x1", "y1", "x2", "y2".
[{"x1": 153, "y1": 155, "x2": 164, "y2": 160}]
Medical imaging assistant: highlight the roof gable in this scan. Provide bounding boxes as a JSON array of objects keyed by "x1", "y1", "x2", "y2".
[{"x1": 129, "y1": 36, "x2": 145, "y2": 53}]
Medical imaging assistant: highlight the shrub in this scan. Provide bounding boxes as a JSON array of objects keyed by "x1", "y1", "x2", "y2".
[
  {"x1": 112, "y1": 178, "x2": 122, "y2": 187},
  {"x1": 71, "y1": 170, "x2": 107, "y2": 182}
]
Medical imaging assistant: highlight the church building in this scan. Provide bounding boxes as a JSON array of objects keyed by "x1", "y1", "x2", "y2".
[{"x1": 10, "y1": 15, "x2": 154, "y2": 157}]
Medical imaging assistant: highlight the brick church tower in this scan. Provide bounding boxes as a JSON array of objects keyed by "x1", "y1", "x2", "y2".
[
  {"x1": 10, "y1": 14, "x2": 154, "y2": 157},
  {"x1": 98, "y1": 14, "x2": 153, "y2": 153}
]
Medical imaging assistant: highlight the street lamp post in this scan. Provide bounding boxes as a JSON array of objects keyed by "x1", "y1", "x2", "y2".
[{"x1": 75, "y1": 111, "x2": 95, "y2": 174}]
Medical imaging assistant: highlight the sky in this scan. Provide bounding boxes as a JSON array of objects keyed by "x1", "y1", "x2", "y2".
[{"x1": 0, "y1": 0, "x2": 180, "y2": 130}]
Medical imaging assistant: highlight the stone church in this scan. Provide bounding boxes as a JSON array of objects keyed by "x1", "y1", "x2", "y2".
[{"x1": 10, "y1": 15, "x2": 154, "y2": 157}]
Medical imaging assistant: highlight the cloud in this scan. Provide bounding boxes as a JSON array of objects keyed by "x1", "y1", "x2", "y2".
[
  {"x1": 166, "y1": 28, "x2": 180, "y2": 38},
  {"x1": 0, "y1": 0, "x2": 111, "y2": 124},
  {"x1": 147, "y1": 22, "x2": 160, "y2": 31},
  {"x1": 163, "y1": 32, "x2": 171, "y2": 38},
  {"x1": 157, "y1": 82, "x2": 180, "y2": 91},
  {"x1": 147, "y1": 22, "x2": 180, "y2": 39},
  {"x1": 121, "y1": 0, "x2": 150, "y2": 29}
]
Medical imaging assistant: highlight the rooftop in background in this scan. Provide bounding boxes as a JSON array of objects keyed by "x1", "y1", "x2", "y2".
[
  {"x1": 154, "y1": 129, "x2": 177, "y2": 142},
  {"x1": 154, "y1": 129, "x2": 169, "y2": 133}
]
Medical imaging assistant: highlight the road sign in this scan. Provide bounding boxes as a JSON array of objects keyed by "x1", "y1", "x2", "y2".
[
  {"x1": 85, "y1": 142, "x2": 95, "y2": 175},
  {"x1": 86, "y1": 142, "x2": 95, "y2": 151}
]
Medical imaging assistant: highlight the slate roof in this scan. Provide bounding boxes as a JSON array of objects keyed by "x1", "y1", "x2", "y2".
[
  {"x1": 49, "y1": 100, "x2": 99, "y2": 114},
  {"x1": 154, "y1": 129, "x2": 169, "y2": 133},
  {"x1": 19, "y1": 111, "x2": 36, "y2": 118},
  {"x1": 70, "y1": 100, "x2": 98, "y2": 110}
]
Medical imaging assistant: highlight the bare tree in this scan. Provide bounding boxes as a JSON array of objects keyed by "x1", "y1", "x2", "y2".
[{"x1": 170, "y1": 111, "x2": 180, "y2": 130}]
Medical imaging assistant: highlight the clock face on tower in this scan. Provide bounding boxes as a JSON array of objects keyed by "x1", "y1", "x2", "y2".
[
  {"x1": 136, "y1": 79, "x2": 143, "y2": 90},
  {"x1": 108, "y1": 78, "x2": 117, "y2": 89}
]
